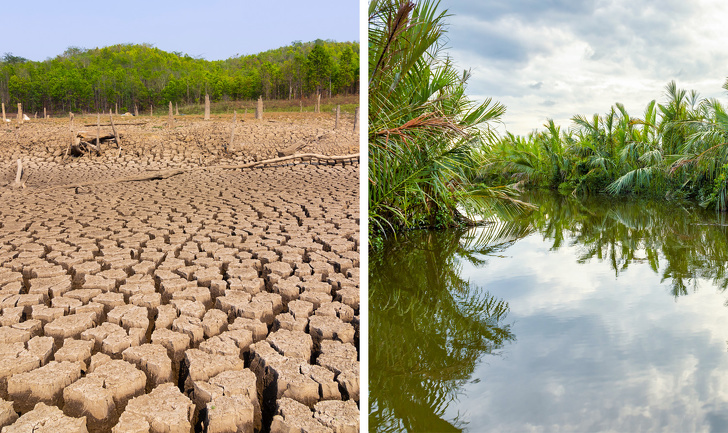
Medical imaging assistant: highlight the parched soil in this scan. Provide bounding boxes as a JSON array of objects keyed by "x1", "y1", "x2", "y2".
[{"x1": 0, "y1": 113, "x2": 360, "y2": 432}]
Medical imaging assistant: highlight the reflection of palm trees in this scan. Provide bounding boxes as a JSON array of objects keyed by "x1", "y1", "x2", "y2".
[
  {"x1": 523, "y1": 191, "x2": 728, "y2": 298},
  {"x1": 370, "y1": 192, "x2": 728, "y2": 431},
  {"x1": 369, "y1": 227, "x2": 521, "y2": 432}
]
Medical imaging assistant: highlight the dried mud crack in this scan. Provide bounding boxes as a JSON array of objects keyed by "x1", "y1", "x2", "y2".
[{"x1": 0, "y1": 114, "x2": 359, "y2": 432}]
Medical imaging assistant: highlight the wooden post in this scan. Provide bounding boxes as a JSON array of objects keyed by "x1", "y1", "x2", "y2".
[
  {"x1": 17, "y1": 103, "x2": 22, "y2": 124},
  {"x1": 1, "y1": 103, "x2": 5, "y2": 123},
  {"x1": 14, "y1": 159, "x2": 22, "y2": 187},
  {"x1": 150, "y1": 105, "x2": 153, "y2": 117},
  {"x1": 168, "y1": 101, "x2": 173, "y2": 127},
  {"x1": 110, "y1": 113, "x2": 121, "y2": 157},
  {"x1": 115, "y1": 103, "x2": 118, "y2": 115},
  {"x1": 255, "y1": 96, "x2": 263, "y2": 120},
  {"x1": 64, "y1": 112, "x2": 74, "y2": 159},
  {"x1": 300, "y1": 101, "x2": 302, "y2": 113},
  {"x1": 96, "y1": 113, "x2": 101, "y2": 151},
  {"x1": 204, "y1": 94, "x2": 210, "y2": 120},
  {"x1": 43, "y1": 107, "x2": 46, "y2": 119},
  {"x1": 335, "y1": 105, "x2": 340, "y2": 129},
  {"x1": 228, "y1": 110, "x2": 236, "y2": 153},
  {"x1": 353, "y1": 107, "x2": 359, "y2": 131}
]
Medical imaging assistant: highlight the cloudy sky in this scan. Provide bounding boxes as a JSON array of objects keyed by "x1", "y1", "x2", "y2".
[
  {"x1": 3, "y1": 0, "x2": 359, "y2": 61},
  {"x1": 443, "y1": 0, "x2": 728, "y2": 136}
]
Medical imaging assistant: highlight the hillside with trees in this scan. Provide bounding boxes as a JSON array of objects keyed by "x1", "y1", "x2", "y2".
[{"x1": 0, "y1": 40, "x2": 359, "y2": 115}]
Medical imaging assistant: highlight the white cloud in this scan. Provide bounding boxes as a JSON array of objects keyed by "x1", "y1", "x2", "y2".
[{"x1": 442, "y1": 0, "x2": 728, "y2": 136}]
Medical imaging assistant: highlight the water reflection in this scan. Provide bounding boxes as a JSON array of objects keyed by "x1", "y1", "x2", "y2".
[
  {"x1": 370, "y1": 192, "x2": 728, "y2": 432},
  {"x1": 369, "y1": 222, "x2": 528, "y2": 432},
  {"x1": 522, "y1": 192, "x2": 728, "y2": 298}
]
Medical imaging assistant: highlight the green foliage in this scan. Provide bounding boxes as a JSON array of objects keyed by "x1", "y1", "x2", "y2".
[
  {"x1": 702, "y1": 162, "x2": 728, "y2": 210},
  {"x1": 368, "y1": 0, "x2": 530, "y2": 236},
  {"x1": 483, "y1": 79, "x2": 728, "y2": 208},
  {"x1": 0, "y1": 41, "x2": 359, "y2": 115},
  {"x1": 1, "y1": 53, "x2": 27, "y2": 64}
]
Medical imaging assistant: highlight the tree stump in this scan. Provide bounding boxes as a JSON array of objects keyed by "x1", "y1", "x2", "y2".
[
  {"x1": 14, "y1": 159, "x2": 22, "y2": 187},
  {"x1": 229, "y1": 110, "x2": 236, "y2": 152},
  {"x1": 168, "y1": 101, "x2": 173, "y2": 128},
  {"x1": 255, "y1": 96, "x2": 263, "y2": 120}
]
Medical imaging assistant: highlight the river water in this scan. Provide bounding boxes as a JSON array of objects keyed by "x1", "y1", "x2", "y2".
[{"x1": 370, "y1": 193, "x2": 728, "y2": 432}]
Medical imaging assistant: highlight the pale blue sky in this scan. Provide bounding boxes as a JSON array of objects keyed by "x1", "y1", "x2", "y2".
[{"x1": 3, "y1": 0, "x2": 359, "y2": 61}]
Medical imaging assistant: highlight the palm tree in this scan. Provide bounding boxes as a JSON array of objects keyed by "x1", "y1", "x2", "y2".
[{"x1": 368, "y1": 0, "x2": 526, "y2": 236}]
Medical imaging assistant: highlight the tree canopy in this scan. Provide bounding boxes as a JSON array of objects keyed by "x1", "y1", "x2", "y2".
[{"x1": 0, "y1": 40, "x2": 359, "y2": 114}]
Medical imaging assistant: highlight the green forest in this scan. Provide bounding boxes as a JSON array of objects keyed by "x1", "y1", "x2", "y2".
[{"x1": 0, "y1": 39, "x2": 359, "y2": 115}]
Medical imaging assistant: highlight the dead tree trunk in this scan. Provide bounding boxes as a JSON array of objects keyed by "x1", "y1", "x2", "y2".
[
  {"x1": 204, "y1": 94, "x2": 210, "y2": 120},
  {"x1": 43, "y1": 107, "x2": 46, "y2": 119},
  {"x1": 228, "y1": 110, "x2": 236, "y2": 153},
  {"x1": 14, "y1": 159, "x2": 22, "y2": 187},
  {"x1": 353, "y1": 106, "x2": 359, "y2": 131},
  {"x1": 175, "y1": 102, "x2": 179, "y2": 116},
  {"x1": 255, "y1": 96, "x2": 263, "y2": 120},
  {"x1": 315, "y1": 93, "x2": 321, "y2": 113},
  {"x1": 168, "y1": 101, "x2": 173, "y2": 128},
  {"x1": 96, "y1": 113, "x2": 101, "y2": 151},
  {"x1": 335, "y1": 105, "x2": 340, "y2": 129},
  {"x1": 17, "y1": 103, "x2": 22, "y2": 124},
  {"x1": 64, "y1": 112, "x2": 74, "y2": 159},
  {"x1": 1, "y1": 103, "x2": 4, "y2": 123},
  {"x1": 109, "y1": 114, "x2": 121, "y2": 157}
]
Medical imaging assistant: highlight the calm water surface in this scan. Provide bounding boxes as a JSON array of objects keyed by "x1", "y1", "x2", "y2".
[{"x1": 370, "y1": 193, "x2": 728, "y2": 432}]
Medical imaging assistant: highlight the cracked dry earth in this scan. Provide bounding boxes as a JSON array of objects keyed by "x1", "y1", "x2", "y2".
[{"x1": 0, "y1": 116, "x2": 359, "y2": 433}]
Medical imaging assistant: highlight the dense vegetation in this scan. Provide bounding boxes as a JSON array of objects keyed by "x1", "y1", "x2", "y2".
[
  {"x1": 368, "y1": 0, "x2": 527, "y2": 236},
  {"x1": 369, "y1": 0, "x2": 728, "y2": 241},
  {"x1": 0, "y1": 40, "x2": 359, "y2": 115},
  {"x1": 483, "y1": 81, "x2": 728, "y2": 210}
]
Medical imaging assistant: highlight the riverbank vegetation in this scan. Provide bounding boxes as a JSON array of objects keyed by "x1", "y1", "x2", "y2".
[
  {"x1": 368, "y1": 0, "x2": 529, "y2": 236},
  {"x1": 0, "y1": 40, "x2": 359, "y2": 115},
  {"x1": 369, "y1": 0, "x2": 728, "y2": 240},
  {"x1": 483, "y1": 80, "x2": 728, "y2": 210}
]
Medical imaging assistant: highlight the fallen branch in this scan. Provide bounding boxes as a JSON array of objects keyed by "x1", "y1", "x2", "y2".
[
  {"x1": 213, "y1": 152, "x2": 359, "y2": 170},
  {"x1": 83, "y1": 122, "x2": 146, "y2": 127},
  {"x1": 44, "y1": 153, "x2": 358, "y2": 191},
  {"x1": 51, "y1": 169, "x2": 187, "y2": 190}
]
